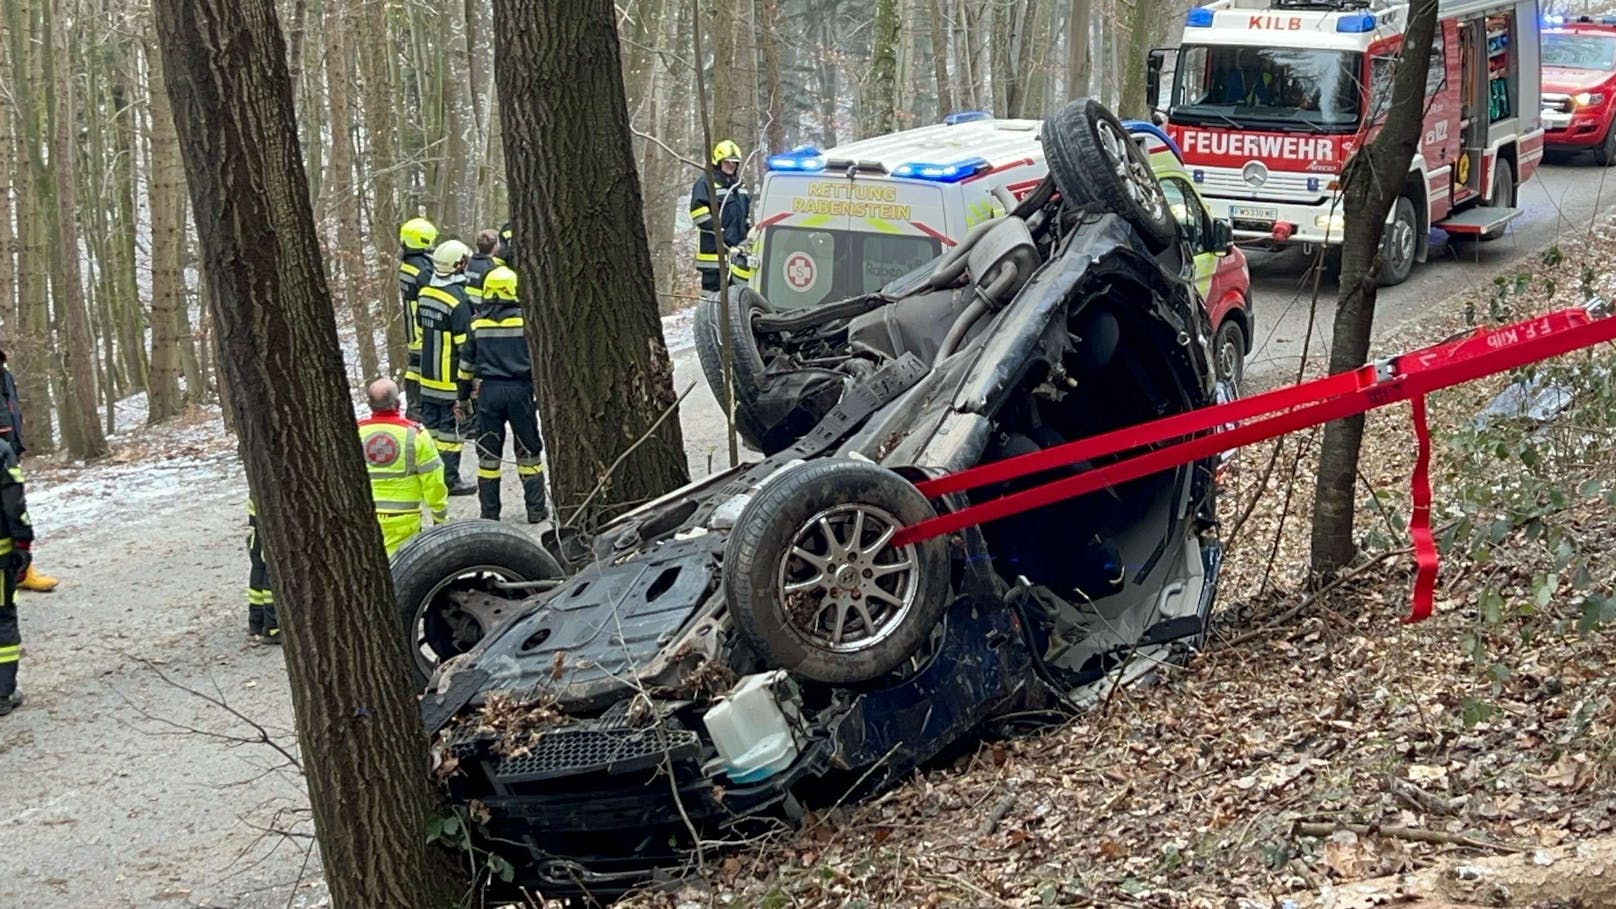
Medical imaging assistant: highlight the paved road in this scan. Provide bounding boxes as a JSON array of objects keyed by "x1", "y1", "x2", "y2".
[{"x1": 1241, "y1": 157, "x2": 1616, "y2": 384}]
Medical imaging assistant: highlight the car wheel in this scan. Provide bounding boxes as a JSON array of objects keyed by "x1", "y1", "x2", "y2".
[
  {"x1": 1376, "y1": 196, "x2": 1417, "y2": 287},
  {"x1": 694, "y1": 285, "x2": 778, "y2": 453},
  {"x1": 1479, "y1": 159, "x2": 1514, "y2": 241},
  {"x1": 1041, "y1": 97, "x2": 1177, "y2": 254},
  {"x1": 391, "y1": 520, "x2": 563, "y2": 689},
  {"x1": 1595, "y1": 126, "x2": 1616, "y2": 167},
  {"x1": 723, "y1": 459, "x2": 951, "y2": 684},
  {"x1": 1213, "y1": 319, "x2": 1246, "y2": 391}
]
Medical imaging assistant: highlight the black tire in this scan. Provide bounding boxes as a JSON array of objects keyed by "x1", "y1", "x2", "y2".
[
  {"x1": 391, "y1": 520, "x2": 563, "y2": 689},
  {"x1": 694, "y1": 286, "x2": 776, "y2": 452},
  {"x1": 1594, "y1": 126, "x2": 1616, "y2": 167},
  {"x1": 1376, "y1": 196, "x2": 1417, "y2": 287},
  {"x1": 1479, "y1": 159, "x2": 1515, "y2": 241},
  {"x1": 1042, "y1": 97, "x2": 1177, "y2": 254},
  {"x1": 723, "y1": 459, "x2": 951, "y2": 684},
  {"x1": 1213, "y1": 318, "x2": 1246, "y2": 391}
]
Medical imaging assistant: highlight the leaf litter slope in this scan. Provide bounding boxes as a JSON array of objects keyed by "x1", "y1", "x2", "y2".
[{"x1": 618, "y1": 228, "x2": 1616, "y2": 908}]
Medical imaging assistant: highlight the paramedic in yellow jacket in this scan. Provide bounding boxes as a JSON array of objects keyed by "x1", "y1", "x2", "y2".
[{"x1": 358, "y1": 377, "x2": 450, "y2": 556}]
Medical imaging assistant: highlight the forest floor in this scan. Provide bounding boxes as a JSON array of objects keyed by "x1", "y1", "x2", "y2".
[{"x1": 5, "y1": 201, "x2": 1616, "y2": 908}]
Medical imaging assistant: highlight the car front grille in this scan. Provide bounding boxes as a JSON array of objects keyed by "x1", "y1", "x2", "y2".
[
  {"x1": 492, "y1": 723, "x2": 702, "y2": 783},
  {"x1": 1195, "y1": 169, "x2": 1328, "y2": 204}
]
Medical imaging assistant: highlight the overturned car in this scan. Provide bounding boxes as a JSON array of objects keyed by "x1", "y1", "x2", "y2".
[{"x1": 394, "y1": 98, "x2": 1233, "y2": 900}]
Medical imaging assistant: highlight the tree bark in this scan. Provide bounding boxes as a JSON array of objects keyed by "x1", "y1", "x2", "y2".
[
  {"x1": 324, "y1": 0, "x2": 380, "y2": 382},
  {"x1": 759, "y1": 0, "x2": 786, "y2": 154},
  {"x1": 862, "y1": 0, "x2": 900, "y2": 136},
  {"x1": 47, "y1": 0, "x2": 108, "y2": 459},
  {"x1": 1066, "y1": 0, "x2": 1092, "y2": 99},
  {"x1": 493, "y1": 0, "x2": 691, "y2": 531},
  {"x1": 929, "y1": 0, "x2": 954, "y2": 116},
  {"x1": 1310, "y1": 0, "x2": 1439, "y2": 578},
  {"x1": 6, "y1": 0, "x2": 52, "y2": 451},
  {"x1": 149, "y1": 2, "x2": 460, "y2": 906},
  {"x1": 146, "y1": 27, "x2": 186, "y2": 423},
  {"x1": 357, "y1": 0, "x2": 407, "y2": 379},
  {"x1": 111, "y1": 40, "x2": 149, "y2": 396}
]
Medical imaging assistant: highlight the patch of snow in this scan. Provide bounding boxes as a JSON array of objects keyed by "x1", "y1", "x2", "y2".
[{"x1": 663, "y1": 306, "x2": 698, "y2": 355}]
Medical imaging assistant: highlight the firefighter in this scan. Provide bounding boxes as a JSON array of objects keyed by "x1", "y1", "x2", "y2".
[
  {"x1": 457, "y1": 266, "x2": 547, "y2": 523},
  {"x1": 399, "y1": 217, "x2": 438, "y2": 422},
  {"x1": 245, "y1": 498, "x2": 279, "y2": 644},
  {"x1": 0, "y1": 436, "x2": 32, "y2": 716},
  {"x1": 464, "y1": 228, "x2": 505, "y2": 312},
  {"x1": 0, "y1": 349, "x2": 55, "y2": 593},
  {"x1": 358, "y1": 377, "x2": 451, "y2": 556},
  {"x1": 415, "y1": 238, "x2": 476, "y2": 495},
  {"x1": 691, "y1": 140, "x2": 752, "y2": 293}
]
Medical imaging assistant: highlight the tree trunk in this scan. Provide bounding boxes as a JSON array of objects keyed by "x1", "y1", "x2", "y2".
[
  {"x1": 6, "y1": 0, "x2": 52, "y2": 452},
  {"x1": 150, "y1": 2, "x2": 461, "y2": 906},
  {"x1": 1117, "y1": 0, "x2": 1161, "y2": 118},
  {"x1": 493, "y1": 0, "x2": 691, "y2": 531},
  {"x1": 929, "y1": 0, "x2": 954, "y2": 116},
  {"x1": 47, "y1": 0, "x2": 108, "y2": 459},
  {"x1": 146, "y1": 28, "x2": 186, "y2": 423},
  {"x1": 0, "y1": 12, "x2": 15, "y2": 333},
  {"x1": 1066, "y1": 0, "x2": 1092, "y2": 99},
  {"x1": 357, "y1": 0, "x2": 407, "y2": 378},
  {"x1": 324, "y1": 0, "x2": 380, "y2": 382},
  {"x1": 111, "y1": 47, "x2": 149, "y2": 395},
  {"x1": 1310, "y1": 0, "x2": 1439, "y2": 578},
  {"x1": 816, "y1": 18, "x2": 838, "y2": 146},
  {"x1": 759, "y1": 0, "x2": 786, "y2": 154},
  {"x1": 862, "y1": 0, "x2": 900, "y2": 136}
]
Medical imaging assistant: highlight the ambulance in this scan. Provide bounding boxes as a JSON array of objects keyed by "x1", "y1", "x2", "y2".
[
  {"x1": 1150, "y1": 0, "x2": 1546, "y2": 285},
  {"x1": 752, "y1": 114, "x2": 1048, "y2": 310}
]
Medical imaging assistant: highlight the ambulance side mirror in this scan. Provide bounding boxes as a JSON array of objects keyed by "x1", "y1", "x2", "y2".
[
  {"x1": 1146, "y1": 49, "x2": 1166, "y2": 111},
  {"x1": 1210, "y1": 218, "x2": 1234, "y2": 255}
]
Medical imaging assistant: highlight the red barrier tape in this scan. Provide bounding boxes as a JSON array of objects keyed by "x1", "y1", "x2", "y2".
[{"x1": 892, "y1": 306, "x2": 1616, "y2": 622}]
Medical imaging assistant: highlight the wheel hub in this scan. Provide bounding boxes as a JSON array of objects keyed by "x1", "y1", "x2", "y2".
[{"x1": 777, "y1": 504, "x2": 919, "y2": 653}]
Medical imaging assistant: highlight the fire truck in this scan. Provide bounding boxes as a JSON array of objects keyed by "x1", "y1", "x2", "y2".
[{"x1": 1149, "y1": 0, "x2": 1545, "y2": 285}]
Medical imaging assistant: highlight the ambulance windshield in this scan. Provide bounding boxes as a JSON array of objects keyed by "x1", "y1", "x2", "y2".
[{"x1": 1171, "y1": 45, "x2": 1363, "y2": 132}]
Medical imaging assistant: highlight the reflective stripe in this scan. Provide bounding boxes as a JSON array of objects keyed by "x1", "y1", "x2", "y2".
[
  {"x1": 477, "y1": 467, "x2": 502, "y2": 480},
  {"x1": 7, "y1": 466, "x2": 22, "y2": 482},
  {"x1": 517, "y1": 464, "x2": 543, "y2": 477},
  {"x1": 373, "y1": 499, "x2": 422, "y2": 513},
  {"x1": 432, "y1": 509, "x2": 449, "y2": 522},
  {"x1": 366, "y1": 466, "x2": 411, "y2": 480},
  {"x1": 472, "y1": 326, "x2": 525, "y2": 338},
  {"x1": 472, "y1": 316, "x2": 524, "y2": 330},
  {"x1": 479, "y1": 458, "x2": 501, "y2": 470},
  {"x1": 248, "y1": 588, "x2": 274, "y2": 605},
  {"x1": 416, "y1": 456, "x2": 442, "y2": 475},
  {"x1": 404, "y1": 427, "x2": 418, "y2": 474},
  {"x1": 435, "y1": 440, "x2": 464, "y2": 453},
  {"x1": 457, "y1": 368, "x2": 476, "y2": 381},
  {"x1": 0, "y1": 644, "x2": 19, "y2": 663},
  {"x1": 400, "y1": 262, "x2": 420, "y2": 277},
  {"x1": 730, "y1": 263, "x2": 753, "y2": 280},
  {"x1": 0, "y1": 540, "x2": 12, "y2": 556},
  {"x1": 694, "y1": 252, "x2": 719, "y2": 262}
]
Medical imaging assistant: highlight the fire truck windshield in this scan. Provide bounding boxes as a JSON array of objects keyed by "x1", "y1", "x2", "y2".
[
  {"x1": 1171, "y1": 45, "x2": 1363, "y2": 133},
  {"x1": 1543, "y1": 32, "x2": 1616, "y2": 71}
]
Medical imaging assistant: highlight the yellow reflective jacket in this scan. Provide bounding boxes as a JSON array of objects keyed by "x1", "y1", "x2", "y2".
[{"x1": 358, "y1": 411, "x2": 449, "y2": 554}]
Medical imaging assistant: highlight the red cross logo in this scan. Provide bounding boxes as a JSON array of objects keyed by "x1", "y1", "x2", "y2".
[{"x1": 364, "y1": 432, "x2": 400, "y2": 467}]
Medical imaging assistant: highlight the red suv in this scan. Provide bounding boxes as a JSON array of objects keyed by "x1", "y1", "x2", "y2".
[{"x1": 1543, "y1": 17, "x2": 1616, "y2": 164}]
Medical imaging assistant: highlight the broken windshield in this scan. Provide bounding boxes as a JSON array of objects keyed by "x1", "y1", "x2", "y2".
[{"x1": 1170, "y1": 45, "x2": 1363, "y2": 133}]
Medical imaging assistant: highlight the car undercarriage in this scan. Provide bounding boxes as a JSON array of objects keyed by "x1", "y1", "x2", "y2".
[{"x1": 392, "y1": 97, "x2": 1231, "y2": 903}]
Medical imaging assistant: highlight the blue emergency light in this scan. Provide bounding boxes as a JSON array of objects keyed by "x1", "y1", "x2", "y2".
[
  {"x1": 767, "y1": 146, "x2": 827, "y2": 172},
  {"x1": 1336, "y1": 12, "x2": 1377, "y2": 31},
  {"x1": 1186, "y1": 7, "x2": 1214, "y2": 27},
  {"x1": 892, "y1": 156, "x2": 991, "y2": 182},
  {"x1": 944, "y1": 110, "x2": 992, "y2": 125}
]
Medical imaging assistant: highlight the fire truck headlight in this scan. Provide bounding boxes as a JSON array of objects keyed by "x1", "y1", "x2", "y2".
[
  {"x1": 1572, "y1": 91, "x2": 1607, "y2": 108},
  {"x1": 1314, "y1": 214, "x2": 1346, "y2": 234}
]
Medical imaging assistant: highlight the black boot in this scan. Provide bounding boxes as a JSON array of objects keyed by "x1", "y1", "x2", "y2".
[{"x1": 0, "y1": 691, "x2": 21, "y2": 716}]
